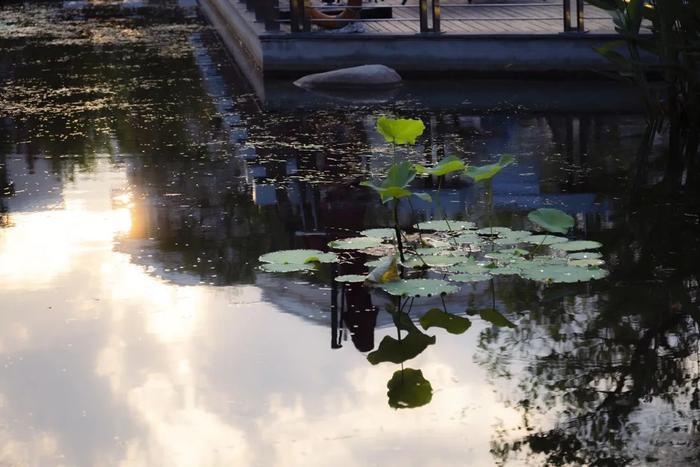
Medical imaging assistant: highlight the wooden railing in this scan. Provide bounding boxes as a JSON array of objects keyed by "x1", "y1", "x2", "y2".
[{"x1": 243, "y1": 0, "x2": 590, "y2": 34}]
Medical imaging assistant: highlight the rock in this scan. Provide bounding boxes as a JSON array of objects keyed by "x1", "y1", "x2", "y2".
[{"x1": 293, "y1": 64, "x2": 402, "y2": 89}]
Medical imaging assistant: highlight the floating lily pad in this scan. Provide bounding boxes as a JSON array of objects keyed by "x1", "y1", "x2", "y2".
[
  {"x1": 414, "y1": 247, "x2": 441, "y2": 256},
  {"x1": 420, "y1": 308, "x2": 472, "y2": 334},
  {"x1": 479, "y1": 308, "x2": 517, "y2": 328},
  {"x1": 387, "y1": 368, "x2": 433, "y2": 409},
  {"x1": 417, "y1": 220, "x2": 476, "y2": 231},
  {"x1": 525, "y1": 235, "x2": 569, "y2": 246},
  {"x1": 569, "y1": 259, "x2": 606, "y2": 268},
  {"x1": 493, "y1": 230, "x2": 533, "y2": 245},
  {"x1": 259, "y1": 249, "x2": 338, "y2": 265},
  {"x1": 487, "y1": 266, "x2": 523, "y2": 276},
  {"x1": 403, "y1": 255, "x2": 465, "y2": 269},
  {"x1": 448, "y1": 273, "x2": 491, "y2": 283},
  {"x1": 447, "y1": 259, "x2": 488, "y2": 274},
  {"x1": 567, "y1": 252, "x2": 603, "y2": 260},
  {"x1": 328, "y1": 236, "x2": 384, "y2": 250},
  {"x1": 365, "y1": 258, "x2": 385, "y2": 268},
  {"x1": 335, "y1": 274, "x2": 368, "y2": 283},
  {"x1": 453, "y1": 233, "x2": 482, "y2": 244},
  {"x1": 528, "y1": 208, "x2": 575, "y2": 234},
  {"x1": 379, "y1": 279, "x2": 459, "y2": 297},
  {"x1": 477, "y1": 226, "x2": 514, "y2": 236},
  {"x1": 260, "y1": 263, "x2": 316, "y2": 273},
  {"x1": 360, "y1": 228, "x2": 396, "y2": 239},
  {"x1": 552, "y1": 240, "x2": 603, "y2": 252},
  {"x1": 520, "y1": 264, "x2": 608, "y2": 283}
]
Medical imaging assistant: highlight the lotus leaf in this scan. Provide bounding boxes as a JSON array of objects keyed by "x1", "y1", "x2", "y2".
[
  {"x1": 334, "y1": 274, "x2": 368, "y2": 283},
  {"x1": 259, "y1": 249, "x2": 338, "y2": 265},
  {"x1": 402, "y1": 255, "x2": 465, "y2": 269},
  {"x1": 328, "y1": 236, "x2": 384, "y2": 250},
  {"x1": 360, "y1": 228, "x2": 396, "y2": 239},
  {"x1": 376, "y1": 116, "x2": 426, "y2": 144},
  {"x1": 260, "y1": 263, "x2": 316, "y2": 273},
  {"x1": 415, "y1": 155, "x2": 467, "y2": 177},
  {"x1": 476, "y1": 226, "x2": 514, "y2": 236},
  {"x1": 379, "y1": 279, "x2": 459, "y2": 297},
  {"x1": 552, "y1": 240, "x2": 603, "y2": 252},
  {"x1": 569, "y1": 258, "x2": 606, "y2": 268},
  {"x1": 464, "y1": 154, "x2": 514, "y2": 182},
  {"x1": 420, "y1": 308, "x2": 472, "y2": 334},
  {"x1": 567, "y1": 252, "x2": 602, "y2": 260},
  {"x1": 525, "y1": 235, "x2": 569, "y2": 246},
  {"x1": 520, "y1": 264, "x2": 608, "y2": 282},
  {"x1": 448, "y1": 273, "x2": 491, "y2": 283},
  {"x1": 416, "y1": 220, "x2": 476, "y2": 231},
  {"x1": 387, "y1": 368, "x2": 433, "y2": 409},
  {"x1": 527, "y1": 208, "x2": 575, "y2": 234}
]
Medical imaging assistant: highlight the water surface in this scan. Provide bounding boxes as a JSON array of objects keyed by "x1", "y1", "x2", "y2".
[{"x1": 2, "y1": 2, "x2": 700, "y2": 466}]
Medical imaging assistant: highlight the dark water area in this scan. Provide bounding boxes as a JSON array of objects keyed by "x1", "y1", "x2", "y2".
[{"x1": 1, "y1": 1, "x2": 700, "y2": 466}]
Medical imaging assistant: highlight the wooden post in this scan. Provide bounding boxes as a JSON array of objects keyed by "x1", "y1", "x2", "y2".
[
  {"x1": 265, "y1": 0, "x2": 280, "y2": 31},
  {"x1": 563, "y1": 0, "x2": 572, "y2": 32},
  {"x1": 432, "y1": 0, "x2": 441, "y2": 33},
  {"x1": 576, "y1": 0, "x2": 585, "y2": 32},
  {"x1": 419, "y1": 0, "x2": 429, "y2": 32}
]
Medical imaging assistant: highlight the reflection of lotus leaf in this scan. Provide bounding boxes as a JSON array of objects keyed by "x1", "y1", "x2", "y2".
[
  {"x1": 520, "y1": 264, "x2": 608, "y2": 282},
  {"x1": 379, "y1": 279, "x2": 459, "y2": 297},
  {"x1": 334, "y1": 274, "x2": 368, "y2": 283},
  {"x1": 525, "y1": 235, "x2": 569, "y2": 246},
  {"x1": 328, "y1": 236, "x2": 384, "y2": 250},
  {"x1": 552, "y1": 240, "x2": 603, "y2": 252},
  {"x1": 527, "y1": 208, "x2": 575, "y2": 234},
  {"x1": 479, "y1": 308, "x2": 517, "y2": 328},
  {"x1": 567, "y1": 251, "x2": 602, "y2": 260},
  {"x1": 448, "y1": 273, "x2": 491, "y2": 283},
  {"x1": 259, "y1": 249, "x2": 338, "y2": 265},
  {"x1": 260, "y1": 263, "x2": 316, "y2": 273},
  {"x1": 387, "y1": 368, "x2": 433, "y2": 409},
  {"x1": 416, "y1": 220, "x2": 476, "y2": 231},
  {"x1": 360, "y1": 228, "x2": 396, "y2": 239},
  {"x1": 419, "y1": 308, "x2": 472, "y2": 334},
  {"x1": 367, "y1": 329, "x2": 435, "y2": 365}
]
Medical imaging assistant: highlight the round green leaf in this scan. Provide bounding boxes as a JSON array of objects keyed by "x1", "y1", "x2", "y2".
[
  {"x1": 259, "y1": 249, "x2": 338, "y2": 265},
  {"x1": 416, "y1": 220, "x2": 476, "y2": 231},
  {"x1": 335, "y1": 274, "x2": 368, "y2": 283},
  {"x1": 420, "y1": 308, "x2": 471, "y2": 334},
  {"x1": 527, "y1": 208, "x2": 575, "y2": 234},
  {"x1": 552, "y1": 240, "x2": 603, "y2": 252},
  {"x1": 525, "y1": 235, "x2": 569, "y2": 246},
  {"x1": 328, "y1": 236, "x2": 384, "y2": 250},
  {"x1": 567, "y1": 251, "x2": 602, "y2": 260},
  {"x1": 520, "y1": 264, "x2": 608, "y2": 283},
  {"x1": 379, "y1": 279, "x2": 459, "y2": 297},
  {"x1": 360, "y1": 228, "x2": 396, "y2": 239},
  {"x1": 376, "y1": 116, "x2": 426, "y2": 145},
  {"x1": 260, "y1": 263, "x2": 316, "y2": 273},
  {"x1": 448, "y1": 273, "x2": 491, "y2": 283},
  {"x1": 569, "y1": 259, "x2": 605, "y2": 268}
]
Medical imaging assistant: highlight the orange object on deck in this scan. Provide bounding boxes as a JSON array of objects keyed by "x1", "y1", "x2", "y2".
[{"x1": 305, "y1": 0, "x2": 362, "y2": 29}]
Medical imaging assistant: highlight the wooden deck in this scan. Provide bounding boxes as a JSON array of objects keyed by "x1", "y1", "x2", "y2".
[
  {"x1": 284, "y1": 1, "x2": 616, "y2": 35},
  {"x1": 198, "y1": 0, "x2": 625, "y2": 94}
]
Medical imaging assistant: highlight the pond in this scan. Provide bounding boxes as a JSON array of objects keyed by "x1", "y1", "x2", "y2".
[{"x1": 1, "y1": 1, "x2": 700, "y2": 466}]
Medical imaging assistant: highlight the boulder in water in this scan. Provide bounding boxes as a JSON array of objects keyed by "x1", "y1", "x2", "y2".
[{"x1": 294, "y1": 64, "x2": 402, "y2": 89}]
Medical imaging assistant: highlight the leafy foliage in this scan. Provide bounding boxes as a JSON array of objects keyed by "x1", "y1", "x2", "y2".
[
  {"x1": 387, "y1": 368, "x2": 433, "y2": 409},
  {"x1": 528, "y1": 208, "x2": 575, "y2": 235},
  {"x1": 464, "y1": 154, "x2": 514, "y2": 182}
]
